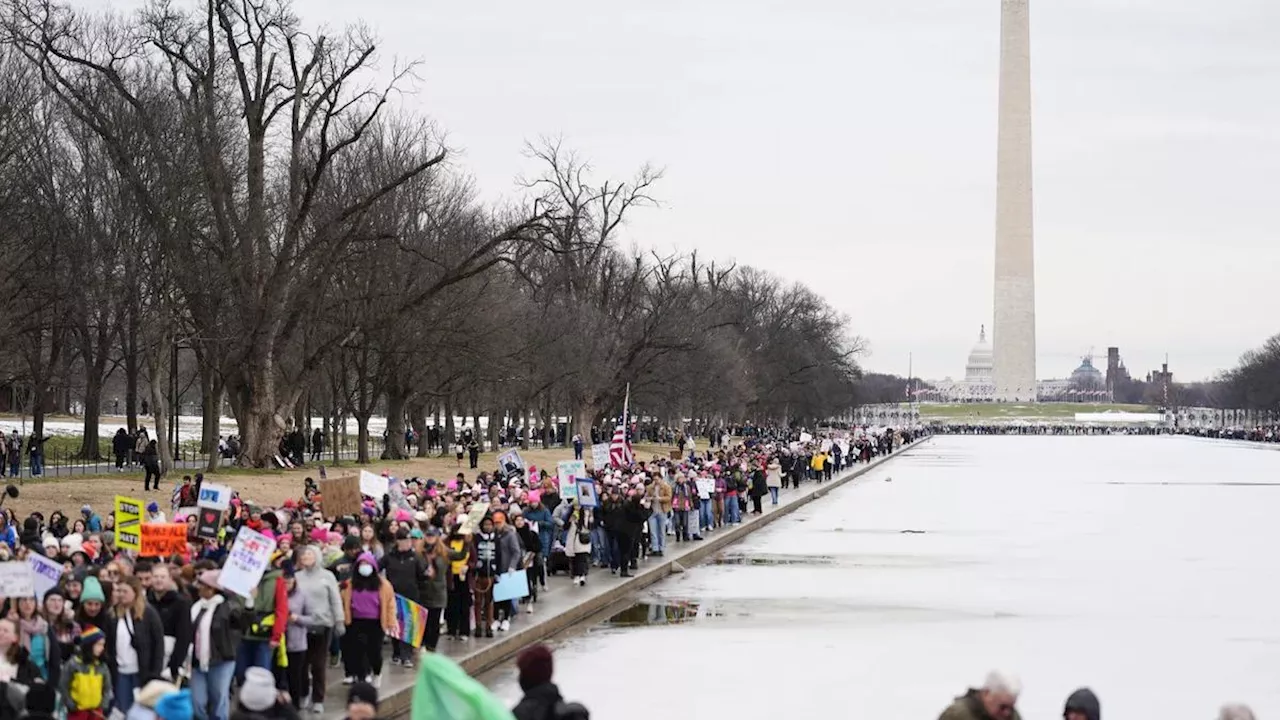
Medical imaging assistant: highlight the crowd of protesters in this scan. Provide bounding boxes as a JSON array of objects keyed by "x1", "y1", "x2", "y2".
[{"x1": 0, "y1": 422, "x2": 926, "y2": 720}]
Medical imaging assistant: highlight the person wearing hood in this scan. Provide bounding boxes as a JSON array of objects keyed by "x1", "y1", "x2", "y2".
[
  {"x1": 292, "y1": 545, "x2": 343, "y2": 714},
  {"x1": 147, "y1": 565, "x2": 192, "y2": 683},
  {"x1": 938, "y1": 671, "x2": 1022, "y2": 720},
  {"x1": 1063, "y1": 688, "x2": 1099, "y2": 720},
  {"x1": 378, "y1": 529, "x2": 427, "y2": 667},
  {"x1": 338, "y1": 554, "x2": 394, "y2": 688},
  {"x1": 189, "y1": 570, "x2": 242, "y2": 720},
  {"x1": 81, "y1": 507, "x2": 102, "y2": 534},
  {"x1": 510, "y1": 645, "x2": 588, "y2": 720}
]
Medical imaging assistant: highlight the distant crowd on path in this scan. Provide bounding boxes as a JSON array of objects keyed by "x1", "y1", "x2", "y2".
[
  {"x1": 937, "y1": 669, "x2": 1254, "y2": 720},
  {"x1": 931, "y1": 424, "x2": 1164, "y2": 435},
  {"x1": 0, "y1": 420, "x2": 925, "y2": 720}
]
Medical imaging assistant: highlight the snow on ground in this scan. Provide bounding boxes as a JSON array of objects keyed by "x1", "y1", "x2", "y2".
[{"x1": 482, "y1": 436, "x2": 1280, "y2": 718}]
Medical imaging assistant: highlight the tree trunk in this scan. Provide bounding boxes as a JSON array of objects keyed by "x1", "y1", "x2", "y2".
[
  {"x1": 79, "y1": 372, "x2": 104, "y2": 460},
  {"x1": 384, "y1": 390, "x2": 408, "y2": 460},
  {"x1": 355, "y1": 413, "x2": 371, "y2": 464},
  {"x1": 124, "y1": 316, "x2": 139, "y2": 435},
  {"x1": 488, "y1": 409, "x2": 501, "y2": 452},
  {"x1": 519, "y1": 406, "x2": 530, "y2": 451},
  {"x1": 443, "y1": 398, "x2": 455, "y2": 454},
  {"x1": 146, "y1": 343, "x2": 175, "y2": 474},
  {"x1": 543, "y1": 405, "x2": 555, "y2": 449},
  {"x1": 410, "y1": 402, "x2": 429, "y2": 458},
  {"x1": 472, "y1": 410, "x2": 483, "y2": 452},
  {"x1": 199, "y1": 364, "x2": 223, "y2": 455}
]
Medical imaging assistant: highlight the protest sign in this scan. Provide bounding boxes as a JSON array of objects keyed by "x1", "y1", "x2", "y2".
[
  {"x1": 799, "y1": 432, "x2": 813, "y2": 443},
  {"x1": 196, "y1": 507, "x2": 223, "y2": 541},
  {"x1": 220, "y1": 526, "x2": 277, "y2": 600},
  {"x1": 458, "y1": 504, "x2": 489, "y2": 535},
  {"x1": 394, "y1": 594, "x2": 429, "y2": 648},
  {"x1": 196, "y1": 483, "x2": 233, "y2": 511},
  {"x1": 695, "y1": 478, "x2": 715, "y2": 497},
  {"x1": 496, "y1": 450, "x2": 525, "y2": 481},
  {"x1": 492, "y1": 570, "x2": 530, "y2": 603},
  {"x1": 27, "y1": 554, "x2": 62, "y2": 600},
  {"x1": 590, "y1": 443, "x2": 610, "y2": 469},
  {"x1": 114, "y1": 496, "x2": 142, "y2": 551},
  {"x1": 557, "y1": 460, "x2": 585, "y2": 501},
  {"x1": 320, "y1": 475, "x2": 361, "y2": 517},
  {"x1": 575, "y1": 480, "x2": 598, "y2": 508},
  {"x1": 140, "y1": 523, "x2": 188, "y2": 557},
  {"x1": 0, "y1": 563, "x2": 34, "y2": 597},
  {"x1": 359, "y1": 470, "x2": 389, "y2": 499}
]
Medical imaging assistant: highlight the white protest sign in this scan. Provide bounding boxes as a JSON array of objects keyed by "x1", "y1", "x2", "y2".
[
  {"x1": 557, "y1": 460, "x2": 585, "y2": 500},
  {"x1": 26, "y1": 554, "x2": 62, "y2": 600},
  {"x1": 196, "y1": 483, "x2": 233, "y2": 511},
  {"x1": 360, "y1": 470, "x2": 389, "y2": 499},
  {"x1": 695, "y1": 478, "x2": 715, "y2": 498},
  {"x1": 799, "y1": 432, "x2": 813, "y2": 443},
  {"x1": 0, "y1": 563, "x2": 35, "y2": 597},
  {"x1": 219, "y1": 526, "x2": 277, "y2": 600},
  {"x1": 590, "y1": 443, "x2": 610, "y2": 469}
]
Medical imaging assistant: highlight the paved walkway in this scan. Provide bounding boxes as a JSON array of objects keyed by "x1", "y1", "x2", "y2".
[{"x1": 315, "y1": 437, "x2": 932, "y2": 718}]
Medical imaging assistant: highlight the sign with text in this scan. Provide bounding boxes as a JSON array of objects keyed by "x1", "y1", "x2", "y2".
[
  {"x1": 458, "y1": 504, "x2": 489, "y2": 535},
  {"x1": 196, "y1": 507, "x2": 223, "y2": 541},
  {"x1": 359, "y1": 470, "x2": 388, "y2": 499},
  {"x1": 496, "y1": 449, "x2": 526, "y2": 481},
  {"x1": 114, "y1": 496, "x2": 142, "y2": 551},
  {"x1": 220, "y1": 526, "x2": 276, "y2": 600},
  {"x1": 140, "y1": 523, "x2": 188, "y2": 557},
  {"x1": 0, "y1": 563, "x2": 34, "y2": 597},
  {"x1": 320, "y1": 476, "x2": 361, "y2": 518},
  {"x1": 196, "y1": 483, "x2": 233, "y2": 511},
  {"x1": 590, "y1": 443, "x2": 610, "y2": 470},
  {"x1": 557, "y1": 460, "x2": 585, "y2": 501},
  {"x1": 27, "y1": 554, "x2": 62, "y2": 600}
]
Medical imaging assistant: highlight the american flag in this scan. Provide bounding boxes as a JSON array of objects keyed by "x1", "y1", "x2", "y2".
[{"x1": 609, "y1": 384, "x2": 634, "y2": 468}]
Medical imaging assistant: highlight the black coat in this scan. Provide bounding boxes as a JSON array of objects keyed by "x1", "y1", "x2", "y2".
[
  {"x1": 149, "y1": 589, "x2": 193, "y2": 679},
  {"x1": 105, "y1": 605, "x2": 166, "y2": 683},
  {"x1": 513, "y1": 683, "x2": 563, "y2": 720},
  {"x1": 380, "y1": 550, "x2": 427, "y2": 603},
  {"x1": 0, "y1": 648, "x2": 44, "y2": 720}
]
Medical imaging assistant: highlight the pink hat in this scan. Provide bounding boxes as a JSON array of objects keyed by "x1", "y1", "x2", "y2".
[
  {"x1": 325, "y1": 532, "x2": 342, "y2": 544},
  {"x1": 310, "y1": 528, "x2": 328, "y2": 543},
  {"x1": 527, "y1": 490, "x2": 541, "y2": 505},
  {"x1": 394, "y1": 509, "x2": 413, "y2": 522},
  {"x1": 427, "y1": 489, "x2": 439, "y2": 499},
  {"x1": 446, "y1": 480, "x2": 458, "y2": 491}
]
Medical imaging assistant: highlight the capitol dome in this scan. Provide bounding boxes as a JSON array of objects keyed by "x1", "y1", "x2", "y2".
[
  {"x1": 965, "y1": 326, "x2": 994, "y2": 385},
  {"x1": 1070, "y1": 356, "x2": 1104, "y2": 389}
]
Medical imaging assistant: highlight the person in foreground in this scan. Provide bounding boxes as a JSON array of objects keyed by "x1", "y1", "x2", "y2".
[
  {"x1": 343, "y1": 682, "x2": 379, "y2": 720},
  {"x1": 510, "y1": 645, "x2": 588, "y2": 720},
  {"x1": 1062, "y1": 687, "x2": 1100, "y2": 720},
  {"x1": 1218, "y1": 705, "x2": 1255, "y2": 720},
  {"x1": 938, "y1": 670, "x2": 1022, "y2": 720}
]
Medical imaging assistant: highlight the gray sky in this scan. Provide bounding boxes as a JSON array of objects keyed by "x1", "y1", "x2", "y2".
[{"x1": 85, "y1": 0, "x2": 1280, "y2": 381}]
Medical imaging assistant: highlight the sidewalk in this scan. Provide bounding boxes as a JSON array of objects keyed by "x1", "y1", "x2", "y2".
[{"x1": 318, "y1": 436, "x2": 933, "y2": 719}]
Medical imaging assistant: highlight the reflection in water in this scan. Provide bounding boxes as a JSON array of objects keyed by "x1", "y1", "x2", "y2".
[{"x1": 603, "y1": 600, "x2": 722, "y2": 627}]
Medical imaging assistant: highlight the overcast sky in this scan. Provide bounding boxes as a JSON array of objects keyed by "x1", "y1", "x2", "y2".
[{"x1": 85, "y1": 0, "x2": 1280, "y2": 381}]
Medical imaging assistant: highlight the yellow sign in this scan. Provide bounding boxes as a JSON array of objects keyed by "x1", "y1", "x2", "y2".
[{"x1": 114, "y1": 495, "x2": 142, "y2": 551}]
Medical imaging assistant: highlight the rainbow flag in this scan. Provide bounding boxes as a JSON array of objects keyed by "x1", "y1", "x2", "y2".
[{"x1": 395, "y1": 594, "x2": 429, "y2": 648}]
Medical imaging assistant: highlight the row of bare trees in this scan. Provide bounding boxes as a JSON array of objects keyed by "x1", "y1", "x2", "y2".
[{"x1": 0, "y1": 0, "x2": 865, "y2": 469}]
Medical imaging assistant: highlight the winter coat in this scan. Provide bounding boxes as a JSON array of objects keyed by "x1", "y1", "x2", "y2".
[
  {"x1": 111, "y1": 432, "x2": 132, "y2": 458},
  {"x1": 522, "y1": 505, "x2": 554, "y2": 556},
  {"x1": 495, "y1": 526, "x2": 523, "y2": 574},
  {"x1": 380, "y1": 549, "x2": 427, "y2": 604},
  {"x1": 564, "y1": 513, "x2": 591, "y2": 558},
  {"x1": 512, "y1": 683, "x2": 565, "y2": 720},
  {"x1": 149, "y1": 589, "x2": 192, "y2": 680},
  {"x1": 59, "y1": 655, "x2": 113, "y2": 714},
  {"x1": 750, "y1": 470, "x2": 768, "y2": 498},
  {"x1": 284, "y1": 589, "x2": 315, "y2": 653},
  {"x1": 294, "y1": 563, "x2": 344, "y2": 636},
  {"x1": 340, "y1": 578, "x2": 397, "y2": 635},
  {"x1": 766, "y1": 461, "x2": 782, "y2": 488},
  {"x1": 107, "y1": 604, "x2": 166, "y2": 684},
  {"x1": 190, "y1": 593, "x2": 245, "y2": 669},
  {"x1": 938, "y1": 689, "x2": 1022, "y2": 720},
  {"x1": 645, "y1": 480, "x2": 673, "y2": 513},
  {"x1": 671, "y1": 481, "x2": 694, "y2": 511},
  {"x1": 419, "y1": 552, "x2": 450, "y2": 610}
]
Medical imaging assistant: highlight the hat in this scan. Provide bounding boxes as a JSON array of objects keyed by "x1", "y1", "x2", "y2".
[
  {"x1": 394, "y1": 509, "x2": 412, "y2": 523},
  {"x1": 137, "y1": 680, "x2": 180, "y2": 709},
  {"x1": 147, "y1": 501, "x2": 159, "y2": 513},
  {"x1": 239, "y1": 667, "x2": 276, "y2": 712},
  {"x1": 516, "y1": 644, "x2": 554, "y2": 691},
  {"x1": 425, "y1": 526, "x2": 442, "y2": 538},
  {"x1": 527, "y1": 490, "x2": 541, "y2": 505},
  {"x1": 80, "y1": 576, "x2": 106, "y2": 603},
  {"x1": 80, "y1": 625, "x2": 105, "y2": 648},
  {"x1": 310, "y1": 528, "x2": 328, "y2": 543},
  {"x1": 395, "y1": 528, "x2": 410, "y2": 541},
  {"x1": 80, "y1": 505, "x2": 92, "y2": 516},
  {"x1": 409, "y1": 529, "x2": 424, "y2": 540},
  {"x1": 25, "y1": 683, "x2": 55, "y2": 715},
  {"x1": 197, "y1": 570, "x2": 221, "y2": 589},
  {"x1": 347, "y1": 681, "x2": 379, "y2": 710},
  {"x1": 414, "y1": 511, "x2": 430, "y2": 523},
  {"x1": 155, "y1": 689, "x2": 193, "y2": 720},
  {"x1": 342, "y1": 536, "x2": 361, "y2": 552}
]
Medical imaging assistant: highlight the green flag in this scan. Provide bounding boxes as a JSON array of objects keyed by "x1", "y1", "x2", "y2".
[{"x1": 411, "y1": 652, "x2": 516, "y2": 720}]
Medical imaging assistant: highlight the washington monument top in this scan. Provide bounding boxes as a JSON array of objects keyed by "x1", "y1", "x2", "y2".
[{"x1": 992, "y1": 0, "x2": 1037, "y2": 402}]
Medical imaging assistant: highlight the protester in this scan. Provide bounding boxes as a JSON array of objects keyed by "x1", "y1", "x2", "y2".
[
  {"x1": 938, "y1": 671, "x2": 1022, "y2": 720},
  {"x1": 60, "y1": 625, "x2": 112, "y2": 720},
  {"x1": 108, "y1": 575, "x2": 166, "y2": 713},
  {"x1": 293, "y1": 546, "x2": 342, "y2": 714},
  {"x1": 343, "y1": 682, "x2": 378, "y2": 720},
  {"x1": 1063, "y1": 688, "x2": 1099, "y2": 720},
  {"x1": 510, "y1": 645, "x2": 588, "y2": 720},
  {"x1": 189, "y1": 571, "x2": 240, "y2": 720},
  {"x1": 339, "y1": 554, "x2": 395, "y2": 688}
]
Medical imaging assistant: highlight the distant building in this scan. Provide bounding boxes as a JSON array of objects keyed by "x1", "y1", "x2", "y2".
[{"x1": 1105, "y1": 347, "x2": 1131, "y2": 401}]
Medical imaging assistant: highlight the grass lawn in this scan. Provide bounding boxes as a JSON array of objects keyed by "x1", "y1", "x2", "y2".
[
  {"x1": 918, "y1": 402, "x2": 1155, "y2": 420},
  {"x1": 0, "y1": 442, "x2": 677, "y2": 518}
]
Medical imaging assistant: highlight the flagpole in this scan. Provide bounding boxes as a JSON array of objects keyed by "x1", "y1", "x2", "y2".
[{"x1": 623, "y1": 383, "x2": 630, "y2": 425}]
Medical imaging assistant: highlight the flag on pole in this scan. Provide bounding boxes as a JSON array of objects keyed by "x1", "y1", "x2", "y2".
[{"x1": 609, "y1": 384, "x2": 634, "y2": 468}]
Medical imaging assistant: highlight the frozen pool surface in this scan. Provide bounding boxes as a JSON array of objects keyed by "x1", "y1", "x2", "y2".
[{"x1": 483, "y1": 436, "x2": 1280, "y2": 718}]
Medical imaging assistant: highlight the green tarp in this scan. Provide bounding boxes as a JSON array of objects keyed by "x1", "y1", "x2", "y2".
[{"x1": 411, "y1": 652, "x2": 516, "y2": 720}]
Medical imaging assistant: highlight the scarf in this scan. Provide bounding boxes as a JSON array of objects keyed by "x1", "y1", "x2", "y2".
[
  {"x1": 190, "y1": 594, "x2": 224, "y2": 671},
  {"x1": 18, "y1": 616, "x2": 47, "y2": 652}
]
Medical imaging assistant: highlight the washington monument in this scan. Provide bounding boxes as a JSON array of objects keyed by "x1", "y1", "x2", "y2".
[{"x1": 992, "y1": 0, "x2": 1037, "y2": 402}]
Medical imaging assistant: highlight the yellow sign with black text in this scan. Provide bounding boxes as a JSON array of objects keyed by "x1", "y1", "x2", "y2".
[{"x1": 114, "y1": 495, "x2": 142, "y2": 551}]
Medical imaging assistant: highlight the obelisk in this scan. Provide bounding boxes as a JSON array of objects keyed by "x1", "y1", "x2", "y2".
[{"x1": 992, "y1": 0, "x2": 1037, "y2": 402}]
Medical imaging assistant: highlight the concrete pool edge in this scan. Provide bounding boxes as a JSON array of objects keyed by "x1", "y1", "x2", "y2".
[{"x1": 375, "y1": 437, "x2": 933, "y2": 717}]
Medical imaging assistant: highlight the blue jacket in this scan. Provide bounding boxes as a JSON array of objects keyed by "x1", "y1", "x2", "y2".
[{"x1": 523, "y1": 505, "x2": 554, "y2": 556}]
